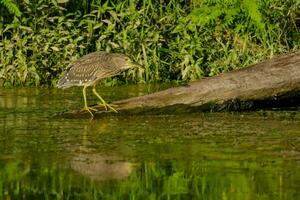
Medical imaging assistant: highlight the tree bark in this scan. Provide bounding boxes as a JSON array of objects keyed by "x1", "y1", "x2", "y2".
[{"x1": 62, "y1": 51, "x2": 300, "y2": 117}]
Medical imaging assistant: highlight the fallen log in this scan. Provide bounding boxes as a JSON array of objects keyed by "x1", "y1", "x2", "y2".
[{"x1": 61, "y1": 51, "x2": 300, "y2": 117}]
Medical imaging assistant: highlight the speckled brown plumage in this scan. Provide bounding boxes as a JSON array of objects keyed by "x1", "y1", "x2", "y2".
[
  {"x1": 57, "y1": 52, "x2": 134, "y2": 88},
  {"x1": 57, "y1": 51, "x2": 141, "y2": 117}
]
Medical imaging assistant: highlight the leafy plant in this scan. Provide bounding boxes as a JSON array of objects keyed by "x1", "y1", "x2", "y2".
[
  {"x1": 0, "y1": 0, "x2": 21, "y2": 17},
  {"x1": 0, "y1": 0, "x2": 299, "y2": 87}
]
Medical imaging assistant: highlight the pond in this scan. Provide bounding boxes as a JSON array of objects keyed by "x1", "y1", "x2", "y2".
[{"x1": 0, "y1": 85, "x2": 300, "y2": 199}]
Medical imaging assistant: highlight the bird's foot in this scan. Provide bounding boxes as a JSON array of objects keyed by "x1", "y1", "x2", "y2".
[
  {"x1": 81, "y1": 106, "x2": 97, "y2": 117},
  {"x1": 95, "y1": 103, "x2": 118, "y2": 113}
]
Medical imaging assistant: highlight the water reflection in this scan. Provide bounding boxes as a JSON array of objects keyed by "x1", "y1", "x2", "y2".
[
  {"x1": 0, "y1": 87, "x2": 300, "y2": 199},
  {"x1": 71, "y1": 154, "x2": 134, "y2": 181},
  {"x1": 70, "y1": 125, "x2": 136, "y2": 181}
]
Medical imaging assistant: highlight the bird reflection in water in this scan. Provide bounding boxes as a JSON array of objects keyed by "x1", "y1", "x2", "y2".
[
  {"x1": 69, "y1": 123, "x2": 137, "y2": 181},
  {"x1": 71, "y1": 154, "x2": 134, "y2": 181}
]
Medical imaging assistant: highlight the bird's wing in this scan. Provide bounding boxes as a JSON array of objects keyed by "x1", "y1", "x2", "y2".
[{"x1": 57, "y1": 52, "x2": 121, "y2": 88}]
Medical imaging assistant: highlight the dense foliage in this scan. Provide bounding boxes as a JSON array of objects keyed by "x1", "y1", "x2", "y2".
[{"x1": 0, "y1": 0, "x2": 299, "y2": 87}]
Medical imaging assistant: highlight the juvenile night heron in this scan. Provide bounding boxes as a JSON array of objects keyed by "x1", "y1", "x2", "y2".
[{"x1": 57, "y1": 52, "x2": 141, "y2": 116}]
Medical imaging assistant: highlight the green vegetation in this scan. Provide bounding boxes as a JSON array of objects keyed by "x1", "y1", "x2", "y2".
[
  {"x1": 0, "y1": 0, "x2": 299, "y2": 87},
  {"x1": 1, "y1": 159, "x2": 299, "y2": 199},
  {"x1": 1, "y1": 86, "x2": 300, "y2": 199}
]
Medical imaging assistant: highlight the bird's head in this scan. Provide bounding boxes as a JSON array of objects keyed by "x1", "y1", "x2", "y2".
[{"x1": 113, "y1": 53, "x2": 142, "y2": 70}]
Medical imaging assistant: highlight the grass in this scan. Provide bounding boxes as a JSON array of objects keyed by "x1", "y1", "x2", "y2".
[{"x1": 0, "y1": 0, "x2": 299, "y2": 87}]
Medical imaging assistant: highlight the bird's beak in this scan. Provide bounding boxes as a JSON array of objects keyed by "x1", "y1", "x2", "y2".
[
  {"x1": 127, "y1": 60, "x2": 145, "y2": 80},
  {"x1": 129, "y1": 60, "x2": 143, "y2": 69}
]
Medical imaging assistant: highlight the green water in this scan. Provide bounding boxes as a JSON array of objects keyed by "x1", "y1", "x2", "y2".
[{"x1": 0, "y1": 86, "x2": 300, "y2": 200}]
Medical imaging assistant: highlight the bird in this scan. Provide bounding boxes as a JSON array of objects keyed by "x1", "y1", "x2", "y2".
[{"x1": 57, "y1": 52, "x2": 142, "y2": 117}]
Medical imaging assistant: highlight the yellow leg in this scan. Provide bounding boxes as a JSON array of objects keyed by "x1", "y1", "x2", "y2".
[
  {"x1": 92, "y1": 86, "x2": 118, "y2": 113},
  {"x1": 82, "y1": 86, "x2": 97, "y2": 117}
]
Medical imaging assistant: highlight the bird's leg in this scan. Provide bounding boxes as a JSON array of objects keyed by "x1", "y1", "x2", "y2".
[
  {"x1": 92, "y1": 86, "x2": 118, "y2": 113},
  {"x1": 82, "y1": 86, "x2": 97, "y2": 117}
]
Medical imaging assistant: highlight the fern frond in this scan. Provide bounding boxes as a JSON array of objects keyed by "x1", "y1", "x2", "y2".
[
  {"x1": 243, "y1": 0, "x2": 264, "y2": 31},
  {"x1": 0, "y1": 0, "x2": 21, "y2": 17},
  {"x1": 188, "y1": 5, "x2": 223, "y2": 27}
]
